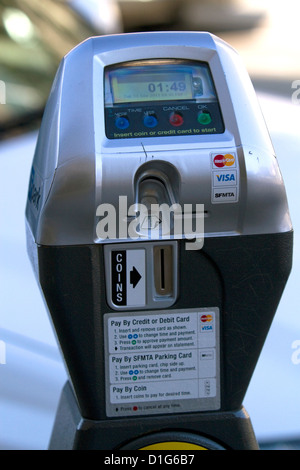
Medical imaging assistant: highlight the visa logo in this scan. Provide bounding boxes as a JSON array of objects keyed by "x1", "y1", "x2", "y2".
[
  {"x1": 216, "y1": 174, "x2": 235, "y2": 182},
  {"x1": 201, "y1": 325, "x2": 213, "y2": 331}
]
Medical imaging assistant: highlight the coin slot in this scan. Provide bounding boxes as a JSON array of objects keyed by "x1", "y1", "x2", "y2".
[{"x1": 154, "y1": 245, "x2": 173, "y2": 297}]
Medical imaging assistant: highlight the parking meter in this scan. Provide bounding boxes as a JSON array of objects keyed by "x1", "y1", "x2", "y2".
[{"x1": 25, "y1": 32, "x2": 293, "y2": 450}]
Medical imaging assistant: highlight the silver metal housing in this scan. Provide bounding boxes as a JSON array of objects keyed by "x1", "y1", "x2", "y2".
[{"x1": 25, "y1": 32, "x2": 292, "y2": 246}]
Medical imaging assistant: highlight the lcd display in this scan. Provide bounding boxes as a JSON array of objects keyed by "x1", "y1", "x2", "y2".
[
  {"x1": 104, "y1": 60, "x2": 216, "y2": 106},
  {"x1": 111, "y1": 70, "x2": 193, "y2": 103}
]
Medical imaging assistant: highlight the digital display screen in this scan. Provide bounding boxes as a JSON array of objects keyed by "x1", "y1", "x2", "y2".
[
  {"x1": 104, "y1": 60, "x2": 216, "y2": 106},
  {"x1": 111, "y1": 71, "x2": 193, "y2": 103}
]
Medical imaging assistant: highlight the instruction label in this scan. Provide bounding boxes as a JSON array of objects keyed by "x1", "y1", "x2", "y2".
[{"x1": 104, "y1": 308, "x2": 220, "y2": 417}]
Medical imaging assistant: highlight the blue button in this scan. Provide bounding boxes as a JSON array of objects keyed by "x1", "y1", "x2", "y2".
[
  {"x1": 115, "y1": 116, "x2": 129, "y2": 130},
  {"x1": 143, "y1": 114, "x2": 158, "y2": 128}
]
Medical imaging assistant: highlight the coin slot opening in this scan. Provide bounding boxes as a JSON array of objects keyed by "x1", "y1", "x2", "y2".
[{"x1": 154, "y1": 245, "x2": 173, "y2": 297}]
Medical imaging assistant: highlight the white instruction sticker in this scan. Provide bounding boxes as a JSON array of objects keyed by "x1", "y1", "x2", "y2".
[{"x1": 104, "y1": 308, "x2": 220, "y2": 417}]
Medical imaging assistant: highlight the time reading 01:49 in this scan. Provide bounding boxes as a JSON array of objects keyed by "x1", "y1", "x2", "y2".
[{"x1": 147, "y1": 81, "x2": 187, "y2": 93}]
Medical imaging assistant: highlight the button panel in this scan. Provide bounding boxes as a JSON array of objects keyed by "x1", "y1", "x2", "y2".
[{"x1": 105, "y1": 101, "x2": 224, "y2": 139}]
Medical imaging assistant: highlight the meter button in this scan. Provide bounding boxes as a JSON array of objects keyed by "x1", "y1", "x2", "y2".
[
  {"x1": 197, "y1": 111, "x2": 212, "y2": 125},
  {"x1": 143, "y1": 114, "x2": 158, "y2": 128},
  {"x1": 169, "y1": 112, "x2": 184, "y2": 127},
  {"x1": 115, "y1": 115, "x2": 130, "y2": 130}
]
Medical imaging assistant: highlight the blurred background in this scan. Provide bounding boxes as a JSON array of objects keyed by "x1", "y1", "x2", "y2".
[{"x1": 1, "y1": 0, "x2": 300, "y2": 450}]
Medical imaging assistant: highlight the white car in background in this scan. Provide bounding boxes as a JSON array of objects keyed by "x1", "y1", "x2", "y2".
[{"x1": 1, "y1": 0, "x2": 300, "y2": 450}]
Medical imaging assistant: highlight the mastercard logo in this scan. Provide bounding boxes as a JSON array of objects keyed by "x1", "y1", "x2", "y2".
[
  {"x1": 213, "y1": 153, "x2": 235, "y2": 168},
  {"x1": 200, "y1": 314, "x2": 213, "y2": 323}
]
